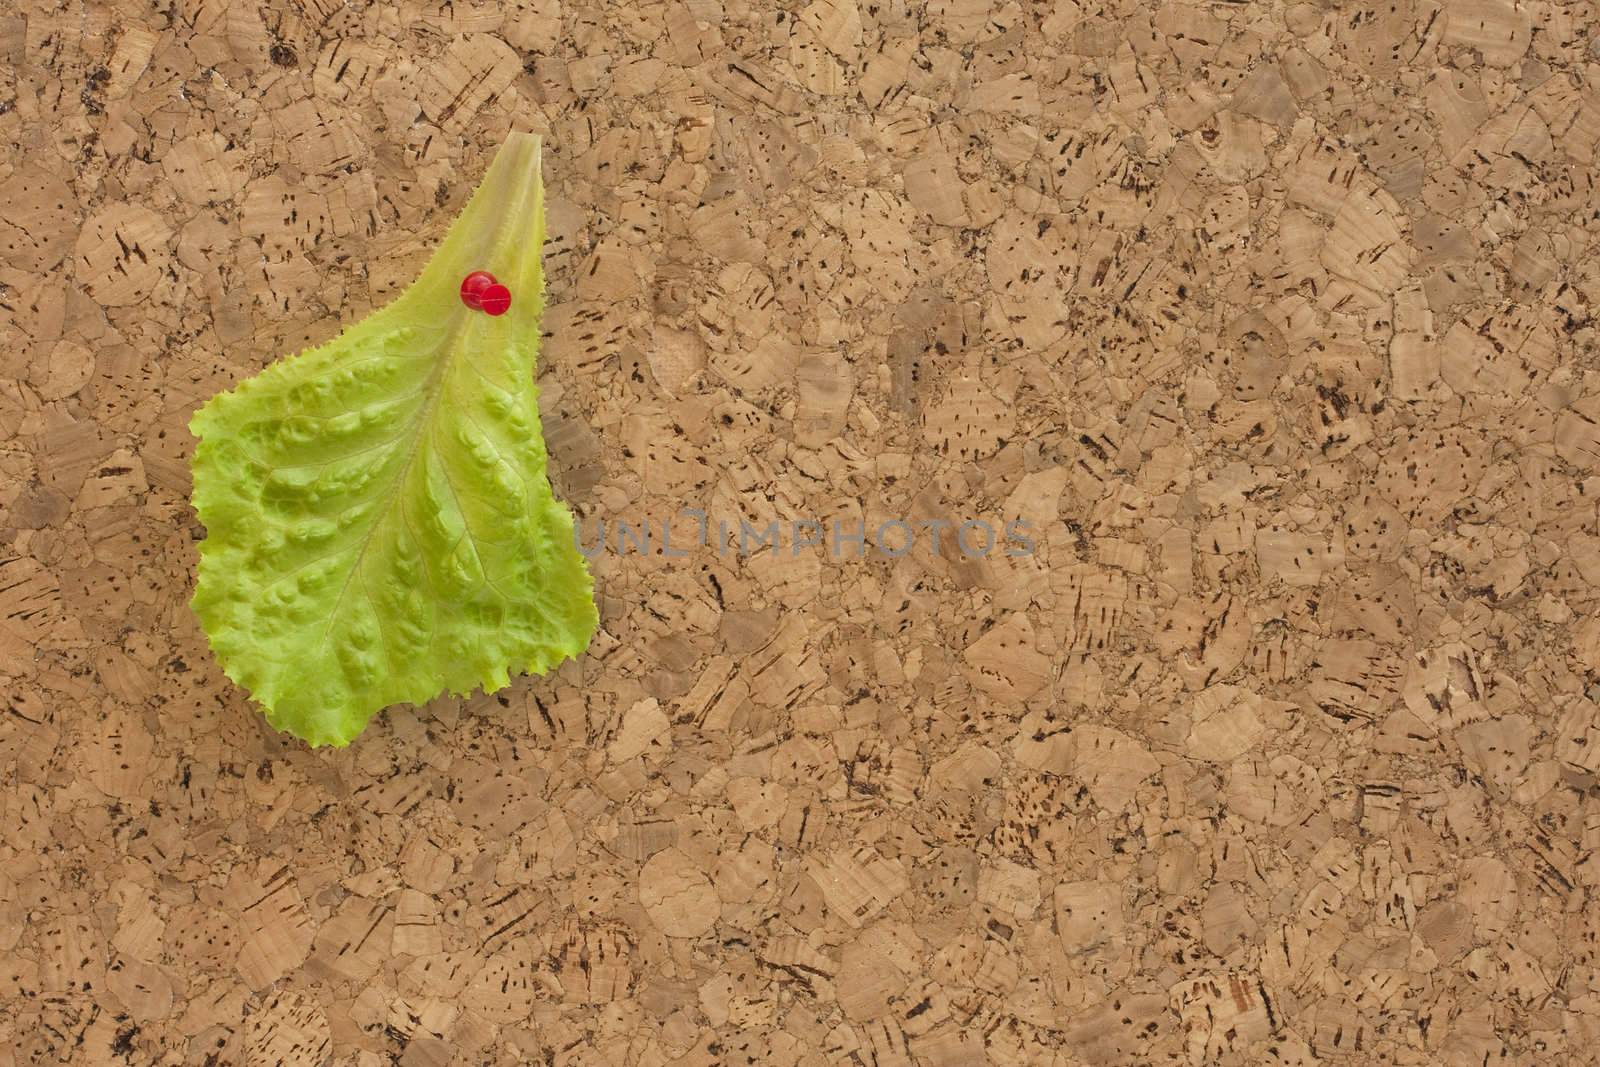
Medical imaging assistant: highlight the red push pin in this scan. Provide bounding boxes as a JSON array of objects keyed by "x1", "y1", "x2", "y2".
[
  {"x1": 460, "y1": 270, "x2": 496, "y2": 309},
  {"x1": 459, "y1": 270, "x2": 511, "y2": 315},
  {"x1": 479, "y1": 283, "x2": 512, "y2": 316}
]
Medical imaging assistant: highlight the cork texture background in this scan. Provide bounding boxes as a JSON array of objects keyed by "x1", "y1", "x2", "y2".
[{"x1": 6, "y1": 0, "x2": 1600, "y2": 1063}]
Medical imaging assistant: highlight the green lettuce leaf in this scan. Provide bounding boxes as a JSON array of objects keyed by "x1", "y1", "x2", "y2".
[{"x1": 189, "y1": 133, "x2": 598, "y2": 747}]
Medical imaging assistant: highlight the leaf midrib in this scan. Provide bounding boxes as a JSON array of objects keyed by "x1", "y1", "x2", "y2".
[
  {"x1": 293, "y1": 143, "x2": 543, "y2": 701},
  {"x1": 308, "y1": 316, "x2": 471, "y2": 678}
]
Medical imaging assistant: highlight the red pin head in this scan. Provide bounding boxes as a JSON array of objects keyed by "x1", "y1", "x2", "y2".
[
  {"x1": 479, "y1": 283, "x2": 512, "y2": 316},
  {"x1": 459, "y1": 270, "x2": 497, "y2": 309}
]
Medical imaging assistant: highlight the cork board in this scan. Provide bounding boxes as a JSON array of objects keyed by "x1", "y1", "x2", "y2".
[{"x1": 4, "y1": 0, "x2": 1600, "y2": 1064}]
